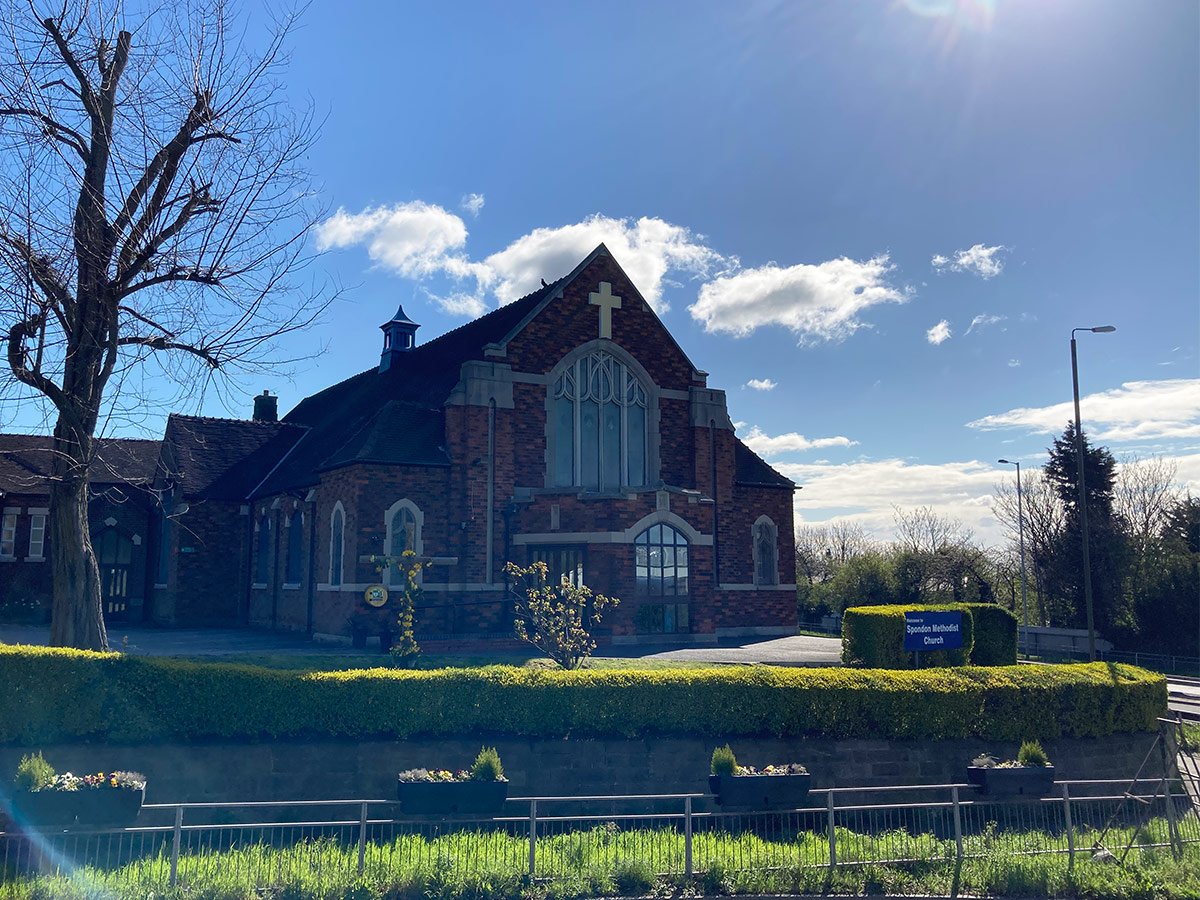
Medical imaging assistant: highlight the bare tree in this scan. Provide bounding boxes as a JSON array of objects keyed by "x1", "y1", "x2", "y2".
[
  {"x1": 795, "y1": 520, "x2": 871, "y2": 585},
  {"x1": 1114, "y1": 455, "x2": 1181, "y2": 553},
  {"x1": 993, "y1": 471, "x2": 1065, "y2": 625},
  {"x1": 892, "y1": 506, "x2": 973, "y2": 555},
  {"x1": 0, "y1": 1, "x2": 327, "y2": 648}
]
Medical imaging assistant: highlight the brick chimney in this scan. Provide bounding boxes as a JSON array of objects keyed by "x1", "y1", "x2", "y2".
[{"x1": 253, "y1": 390, "x2": 278, "y2": 422}]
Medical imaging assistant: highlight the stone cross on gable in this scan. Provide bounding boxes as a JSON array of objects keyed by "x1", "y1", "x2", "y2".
[{"x1": 588, "y1": 282, "x2": 622, "y2": 340}]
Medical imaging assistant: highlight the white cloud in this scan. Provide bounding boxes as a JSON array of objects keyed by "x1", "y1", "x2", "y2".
[
  {"x1": 931, "y1": 243, "x2": 1007, "y2": 278},
  {"x1": 782, "y1": 457, "x2": 1005, "y2": 542},
  {"x1": 482, "y1": 215, "x2": 727, "y2": 310},
  {"x1": 967, "y1": 378, "x2": 1200, "y2": 443},
  {"x1": 965, "y1": 313, "x2": 1005, "y2": 334},
  {"x1": 689, "y1": 255, "x2": 908, "y2": 342},
  {"x1": 427, "y1": 290, "x2": 488, "y2": 319},
  {"x1": 461, "y1": 193, "x2": 485, "y2": 217},
  {"x1": 1008, "y1": 359, "x2": 1021, "y2": 368},
  {"x1": 741, "y1": 425, "x2": 857, "y2": 456},
  {"x1": 316, "y1": 206, "x2": 727, "y2": 317},
  {"x1": 926, "y1": 320, "x2": 952, "y2": 345},
  {"x1": 313, "y1": 203, "x2": 478, "y2": 280},
  {"x1": 745, "y1": 378, "x2": 777, "y2": 392},
  {"x1": 787, "y1": 450, "x2": 1200, "y2": 545}
]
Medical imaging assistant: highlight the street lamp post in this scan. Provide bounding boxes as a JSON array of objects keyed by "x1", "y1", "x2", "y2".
[
  {"x1": 998, "y1": 458, "x2": 1028, "y2": 646},
  {"x1": 1070, "y1": 325, "x2": 1116, "y2": 662}
]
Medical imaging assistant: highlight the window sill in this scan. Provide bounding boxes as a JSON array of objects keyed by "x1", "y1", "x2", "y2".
[
  {"x1": 23, "y1": 557, "x2": 45, "y2": 563},
  {"x1": 251, "y1": 583, "x2": 268, "y2": 590},
  {"x1": 0, "y1": 556, "x2": 16, "y2": 563},
  {"x1": 282, "y1": 583, "x2": 302, "y2": 591}
]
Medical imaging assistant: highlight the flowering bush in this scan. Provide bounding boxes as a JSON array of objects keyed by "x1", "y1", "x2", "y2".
[
  {"x1": 733, "y1": 763, "x2": 808, "y2": 776},
  {"x1": 505, "y1": 561, "x2": 618, "y2": 670},
  {"x1": 370, "y1": 549, "x2": 422, "y2": 667},
  {"x1": 48, "y1": 771, "x2": 146, "y2": 791},
  {"x1": 398, "y1": 747, "x2": 507, "y2": 783}
]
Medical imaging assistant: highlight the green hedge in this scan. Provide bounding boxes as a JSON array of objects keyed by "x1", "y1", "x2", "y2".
[
  {"x1": 964, "y1": 603, "x2": 1019, "y2": 666},
  {"x1": 842, "y1": 603, "x2": 1017, "y2": 668},
  {"x1": 0, "y1": 646, "x2": 1165, "y2": 744},
  {"x1": 842, "y1": 604, "x2": 975, "y2": 668}
]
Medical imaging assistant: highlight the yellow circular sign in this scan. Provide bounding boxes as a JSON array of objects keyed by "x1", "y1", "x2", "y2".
[{"x1": 364, "y1": 584, "x2": 389, "y2": 608}]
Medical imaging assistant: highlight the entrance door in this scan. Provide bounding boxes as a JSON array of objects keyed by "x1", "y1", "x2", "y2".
[{"x1": 98, "y1": 529, "x2": 133, "y2": 620}]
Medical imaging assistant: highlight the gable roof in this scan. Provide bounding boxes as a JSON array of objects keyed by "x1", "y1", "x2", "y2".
[
  {"x1": 162, "y1": 415, "x2": 307, "y2": 501},
  {"x1": 733, "y1": 439, "x2": 796, "y2": 489},
  {"x1": 0, "y1": 434, "x2": 161, "y2": 495},
  {"x1": 253, "y1": 276, "x2": 566, "y2": 497}
]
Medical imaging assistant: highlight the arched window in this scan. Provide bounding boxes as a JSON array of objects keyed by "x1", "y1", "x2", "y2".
[
  {"x1": 635, "y1": 523, "x2": 689, "y2": 596},
  {"x1": 552, "y1": 350, "x2": 648, "y2": 490},
  {"x1": 753, "y1": 516, "x2": 779, "y2": 586},
  {"x1": 384, "y1": 499, "x2": 423, "y2": 586},
  {"x1": 285, "y1": 510, "x2": 304, "y2": 585},
  {"x1": 329, "y1": 503, "x2": 345, "y2": 587},
  {"x1": 254, "y1": 513, "x2": 271, "y2": 585}
]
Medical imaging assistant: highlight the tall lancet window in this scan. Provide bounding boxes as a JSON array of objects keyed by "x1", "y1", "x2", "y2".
[
  {"x1": 753, "y1": 516, "x2": 779, "y2": 586},
  {"x1": 552, "y1": 350, "x2": 648, "y2": 490}
]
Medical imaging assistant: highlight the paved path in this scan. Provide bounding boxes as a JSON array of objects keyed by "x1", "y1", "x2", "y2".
[
  {"x1": 602, "y1": 634, "x2": 843, "y2": 666},
  {"x1": 0, "y1": 623, "x2": 844, "y2": 665}
]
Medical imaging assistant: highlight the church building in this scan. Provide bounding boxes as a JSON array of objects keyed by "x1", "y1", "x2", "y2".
[{"x1": 1, "y1": 246, "x2": 799, "y2": 643}]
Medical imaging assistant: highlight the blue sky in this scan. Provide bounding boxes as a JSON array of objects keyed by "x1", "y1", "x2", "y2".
[{"x1": 12, "y1": 0, "x2": 1200, "y2": 541}]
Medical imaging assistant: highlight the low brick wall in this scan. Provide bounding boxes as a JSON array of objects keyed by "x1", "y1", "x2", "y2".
[{"x1": 0, "y1": 732, "x2": 1159, "y2": 807}]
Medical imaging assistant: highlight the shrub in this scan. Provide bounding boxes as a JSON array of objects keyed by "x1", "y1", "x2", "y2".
[
  {"x1": 469, "y1": 746, "x2": 504, "y2": 782},
  {"x1": 842, "y1": 604, "x2": 976, "y2": 668},
  {"x1": 505, "y1": 561, "x2": 618, "y2": 669},
  {"x1": 1017, "y1": 739, "x2": 1051, "y2": 767},
  {"x1": 14, "y1": 752, "x2": 54, "y2": 791},
  {"x1": 710, "y1": 744, "x2": 737, "y2": 777},
  {"x1": 0, "y1": 646, "x2": 1165, "y2": 744},
  {"x1": 964, "y1": 603, "x2": 1019, "y2": 666}
]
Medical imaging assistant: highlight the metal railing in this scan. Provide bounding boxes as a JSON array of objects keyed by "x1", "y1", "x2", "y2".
[{"x1": 2, "y1": 778, "x2": 1197, "y2": 892}]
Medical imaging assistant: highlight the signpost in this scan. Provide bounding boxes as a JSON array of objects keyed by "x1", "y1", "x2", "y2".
[{"x1": 904, "y1": 610, "x2": 964, "y2": 666}]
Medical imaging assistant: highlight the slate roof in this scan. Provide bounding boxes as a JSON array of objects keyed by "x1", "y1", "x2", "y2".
[
  {"x1": 0, "y1": 434, "x2": 161, "y2": 495},
  {"x1": 733, "y1": 440, "x2": 796, "y2": 489},
  {"x1": 162, "y1": 415, "x2": 307, "y2": 501},
  {"x1": 252, "y1": 276, "x2": 564, "y2": 497}
]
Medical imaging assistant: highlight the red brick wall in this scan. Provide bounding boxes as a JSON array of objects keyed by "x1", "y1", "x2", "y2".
[{"x1": 503, "y1": 255, "x2": 696, "y2": 390}]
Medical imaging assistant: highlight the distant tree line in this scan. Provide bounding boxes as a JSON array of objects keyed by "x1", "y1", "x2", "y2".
[{"x1": 797, "y1": 424, "x2": 1200, "y2": 656}]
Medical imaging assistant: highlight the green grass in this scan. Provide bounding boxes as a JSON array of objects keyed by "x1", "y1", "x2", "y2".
[{"x1": 2, "y1": 819, "x2": 1197, "y2": 900}]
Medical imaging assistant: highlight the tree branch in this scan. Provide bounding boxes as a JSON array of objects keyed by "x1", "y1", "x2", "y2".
[
  {"x1": 114, "y1": 92, "x2": 215, "y2": 251},
  {"x1": 115, "y1": 267, "x2": 222, "y2": 300},
  {"x1": 6, "y1": 314, "x2": 68, "y2": 408},
  {"x1": 116, "y1": 334, "x2": 220, "y2": 367},
  {"x1": 0, "y1": 106, "x2": 87, "y2": 158},
  {"x1": 40, "y1": 18, "x2": 98, "y2": 120}
]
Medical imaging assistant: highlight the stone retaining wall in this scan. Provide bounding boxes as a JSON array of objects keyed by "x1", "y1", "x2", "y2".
[{"x1": 0, "y1": 732, "x2": 1160, "y2": 807}]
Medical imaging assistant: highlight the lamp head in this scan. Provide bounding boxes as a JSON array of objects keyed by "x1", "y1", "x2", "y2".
[
  {"x1": 998, "y1": 458, "x2": 1013, "y2": 465},
  {"x1": 1091, "y1": 325, "x2": 1116, "y2": 333}
]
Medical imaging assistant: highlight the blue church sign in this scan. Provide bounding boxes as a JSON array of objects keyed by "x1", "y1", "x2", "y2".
[{"x1": 903, "y1": 610, "x2": 964, "y2": 652}]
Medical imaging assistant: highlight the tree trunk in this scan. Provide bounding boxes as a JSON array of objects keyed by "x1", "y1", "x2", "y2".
[{"x1": 47, "y1": 421, "x2": 107, "y2": 650}]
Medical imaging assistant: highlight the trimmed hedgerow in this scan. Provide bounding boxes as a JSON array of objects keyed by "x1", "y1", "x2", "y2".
[
  {"x1": 964, "y1": 603, "x2": 1019, "y2": 666},
  {"x1": 0, "y1": 646, "x2": 1164, "y2": 744},
  {"x1": 842, "y1": 603, "x2": 1017, "y2": 668},
  {"x1": 842, "y1": 604, "x2": 975, "y2": 668}
]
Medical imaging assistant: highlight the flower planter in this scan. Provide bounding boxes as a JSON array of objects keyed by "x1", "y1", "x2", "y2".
[
  {"x1": 75, "y1": 787, "x2": 146, "y2": 827},
  {"x1": 708, "y1": 773, "x2": 812, "y2": 810},
  {"x1": 966, "y1": 766, "x2": 1056, "y2": 798},
  {"x1": 396, "y1": 780, "x2": 508, "y2": 816},
  {"x1": 5, "y1": 790, "x2": 78, "y2": 829}
]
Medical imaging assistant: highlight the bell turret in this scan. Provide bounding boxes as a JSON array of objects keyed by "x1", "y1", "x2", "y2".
[{"x1": 379, "y1": 304, "x2": 419, "y2": 372}]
